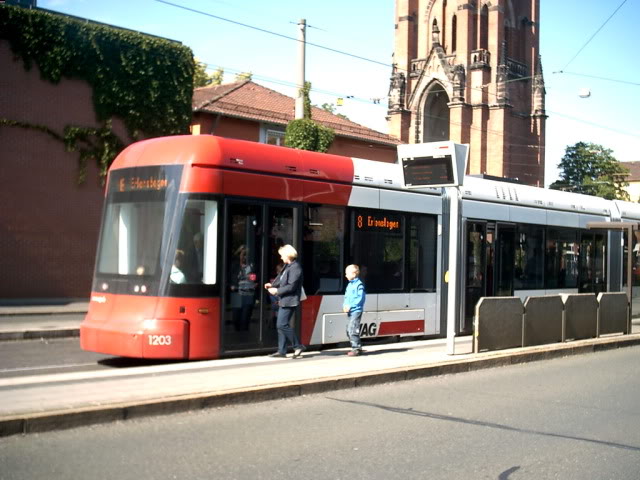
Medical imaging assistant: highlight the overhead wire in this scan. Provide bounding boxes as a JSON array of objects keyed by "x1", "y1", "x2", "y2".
[
  {"x1": 174, "y1": 0, "x2": 552, "y2": 109},
  {"x1": 155, "y1": 0, "x2": 393, "y2": 69},
  {"x1": 198, "y1": 60, "x2": 382, "y2": 105},
  {"x1": 557, "y1": 0, "x2": 629, "y2": 72},
  {"x1": 199, "y1": 57, "x2": 639, "y2": 160},
  {"x1": 172, "y1": 0, "x2": 638, "y2": 162},
  {"x1": 551, "y1": 70, "x2": 639, "y2": 87}
]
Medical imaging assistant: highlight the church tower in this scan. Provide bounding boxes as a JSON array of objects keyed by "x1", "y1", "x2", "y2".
[{"x1": 387, "y1": 0, "x2": 546, "y2": 186}]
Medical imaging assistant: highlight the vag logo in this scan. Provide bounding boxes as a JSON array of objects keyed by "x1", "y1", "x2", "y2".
[{"x1": 359, "y1": 323, "x2": 378, "y2": 337}]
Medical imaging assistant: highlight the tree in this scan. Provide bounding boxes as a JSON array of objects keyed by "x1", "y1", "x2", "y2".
[
  {"x1": 284, "y1": 81, "x2": 335, "y2": 153},
  {"x1": 235, "y1": 71, "x2": 252, "y2": 82},
  {"x1": 320, "y1": 102, "x2": 350, "y2": 120},
  {"x1": 550, "y1": 142, "x2": 630, "y2": 200},
  {"x1": 211, "y1": 67, "x2": 224, "y2": 86},
  {"x1": 320, "y1": 102, "x2": 336, "y2": 114},
  {"x1": 193, "y1": 59, "x2": 213, "y2": 88}
]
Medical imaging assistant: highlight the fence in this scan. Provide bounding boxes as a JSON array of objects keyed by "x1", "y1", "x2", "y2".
[{"x1": 474, "y1": 292, "x2": 629, "y2": 353}]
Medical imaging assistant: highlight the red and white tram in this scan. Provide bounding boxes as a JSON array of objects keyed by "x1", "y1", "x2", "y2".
[{"x1": 80, "y1": 135, "x2": 629, "y2": 359}]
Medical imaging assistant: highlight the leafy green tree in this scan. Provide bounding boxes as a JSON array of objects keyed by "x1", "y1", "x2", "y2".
[
  {"x1": 211, "y1": 67, "x2": 224, "y2": 86},
  {"x1": 284, "y1": 81, "x2": 334, "y2": 153},
  {"x1": 321, "y1": 102, "x2": 350, "y2": 120},
  {"x1": 301, "y1": 81, "x2": 312, "y2": 119},
  {"x1": 193, "y1": 59, "x2": 213, "y2": 88},
  {"x1": 321, "y1": 102, "x2": 336, "y2": 114},
  {"x1": 235, "y1": 71, "x2": 252, "y2": 82},
  {"x1": 550, "y1": 142, "x2": 630, "y2": 200}
]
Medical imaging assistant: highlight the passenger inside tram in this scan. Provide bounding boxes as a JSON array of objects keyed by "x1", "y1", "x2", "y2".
[
  {"x1": 170, "y1": 250, "x2": 186, "y2": 284},
  {"x1": 230, "y1": 245, "x2": 257, "y2": 331}
]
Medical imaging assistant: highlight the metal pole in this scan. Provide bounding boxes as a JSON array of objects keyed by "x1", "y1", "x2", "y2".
[
  {"x1": 294, "y1": 19, "x2": 306, "y2": 120},
  {"x1": 446, "y1": 186, "x2": 460, "y2": 355},
  {"x1": 627, "y1": 225, "x2": 633, "y2": 333}
]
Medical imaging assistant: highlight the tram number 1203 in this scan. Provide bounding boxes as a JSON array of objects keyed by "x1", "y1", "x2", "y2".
[{"x1": 148, "y1": 335, "x2": 172, "y2": 346}]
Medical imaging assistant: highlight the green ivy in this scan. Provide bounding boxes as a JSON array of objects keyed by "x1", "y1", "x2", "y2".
[
  {"x1": 1, "y1": 118, "x2": 125, "y2": 184},
  {"x1": 285, "y1": 119, "x2": 335, "y2": 153},
  {"x1": 285, "y1": 81, "x2": 334, "y2": 153},
  {"x1": 0, "y1": 5, "x2": 195, "y2": 181},
  {"x1": 316, "y1": 124, "x2": 335, "y2": 153},
  {"x1": 64, "y1": 121, "x2": 125, "y2": 184}
]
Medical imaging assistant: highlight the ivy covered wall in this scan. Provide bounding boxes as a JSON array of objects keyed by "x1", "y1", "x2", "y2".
[{"x1": 0, "y1": 5, "x2": 195, "y2": 181}]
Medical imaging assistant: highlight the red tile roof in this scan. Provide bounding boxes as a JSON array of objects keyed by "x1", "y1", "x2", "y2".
[
  {"x1": 623, "y1": 161, "x2": 640, "y2": 182},
  {"x1": 193, "y1": 80, "x2": 400, "y2": 146}
]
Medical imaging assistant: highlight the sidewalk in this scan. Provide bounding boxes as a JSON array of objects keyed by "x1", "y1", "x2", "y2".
[
  {"x1": 1, "y1": 310, "x2": 639, "y2": 438},
  {"x1": 0, "y1": 301, "x2": 88, "y2": 341}
]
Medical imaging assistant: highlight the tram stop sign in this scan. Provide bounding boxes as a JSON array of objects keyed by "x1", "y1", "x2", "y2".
[{"x1": 398, "y1": 141, "x2": 469, "y2": 188}]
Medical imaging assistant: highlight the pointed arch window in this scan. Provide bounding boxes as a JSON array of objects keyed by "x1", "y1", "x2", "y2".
[
  {"x1": 442, "y1": 0, "x2": 447, "y2": 51},
  {"x1": 470, "y1": 7, "x2": 478, "y2": 50},
  {"x1": 479, "y1": 4, "x2": 489, "y2": 50},
  {"x1": 452, "y1": 14, "x2": 457, "y2": 52},
  {"x1": 423, "y1": 84, "x2": 450, "y2": 143}
]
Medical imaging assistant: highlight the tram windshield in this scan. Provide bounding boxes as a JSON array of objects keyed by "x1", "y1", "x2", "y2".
[
  {"x1": 92, "y1": 165, "x2": 220, "y2": 296},
  {"x1": 97, "y1": 198, "x2": 168, "y2": 278}
]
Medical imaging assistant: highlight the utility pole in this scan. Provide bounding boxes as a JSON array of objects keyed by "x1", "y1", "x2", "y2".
[{"x1": 294, "y1": 18, "x2": 306, "y2": 120}]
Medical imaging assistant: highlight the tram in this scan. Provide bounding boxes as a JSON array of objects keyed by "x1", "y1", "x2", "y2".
[{"x1": 80, "y1": 135, "x2": 630, "y2": 359}]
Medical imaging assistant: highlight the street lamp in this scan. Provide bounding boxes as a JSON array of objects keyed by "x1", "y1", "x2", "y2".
[{"x1": 578, "y1": 88, "x2": 591, "y2": 98}]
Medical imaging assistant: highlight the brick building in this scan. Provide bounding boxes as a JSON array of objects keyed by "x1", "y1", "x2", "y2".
[
  {"x1": 1, "y1": 30, "x2": 399, "y2": 301},
  {"x1": 0, "y1": 40, "x2": 114, "y2": 300},
  {"x1": 387, "y1": 0, "x2": 546, "y2": 186},
  {"x1": 192, "y1": 80, "x2": 400, "y2": 163},
  {"x1": 622, "y1": 161, "x2": 640, "y2": 203}
]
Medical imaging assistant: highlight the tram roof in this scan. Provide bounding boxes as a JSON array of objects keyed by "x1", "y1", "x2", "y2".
[
  {"x1": 461, "y1": 176, "x2": 612, "y2": 217},
  {"x1": 110, "y1": 135, "x2": 357, "y2": 184}
]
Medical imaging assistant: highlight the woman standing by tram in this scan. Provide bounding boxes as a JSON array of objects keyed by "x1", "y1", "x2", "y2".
[{"x1": 264, "y1": 245, "x2": 306, "y2": 359}]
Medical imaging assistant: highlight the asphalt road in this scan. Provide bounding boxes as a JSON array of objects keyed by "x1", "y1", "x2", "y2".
[
  {"x1": 0, "y1": 337, "x2": 173, "y2": 378},
  {"x1": 2, "y1": 345, "x2": 639, "y2": 480},
  {"x1": 0, "y1": 336, "x2": 223, "y2": 379},
  {"x1": 0, "y1": 337, "x2": 109, "y2": 377}
]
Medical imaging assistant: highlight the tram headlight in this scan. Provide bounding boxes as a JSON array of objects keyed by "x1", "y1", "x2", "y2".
[
  {"x1": 143, "y1": 319, "x2": 157, "y2": 330},
  {"x1": 141, "y1": 285, "x2": 147, "y2": 293},
  {"x1": 101, "y1": 282, "x2": 109, "y2": 291},
  {"x1": 134, "y1": 285, "x2": 140, "y2": 293}
]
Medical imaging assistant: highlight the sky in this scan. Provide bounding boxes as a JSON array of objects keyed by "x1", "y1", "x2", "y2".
[{"x1": 38, "y1": 0, "x2": 640, "y2": 187}]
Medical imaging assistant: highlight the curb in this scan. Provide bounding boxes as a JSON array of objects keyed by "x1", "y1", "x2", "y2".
[
  {"x1": 0, "y1": 329, "x2": 80, "y2": 342},
  {"x1": 2, "y1": 333, "x2": 640, "y2": 438}
]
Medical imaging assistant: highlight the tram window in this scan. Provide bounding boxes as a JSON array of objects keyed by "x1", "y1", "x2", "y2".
[
  {"x1": 350, "y1": 209, "x2": 404, "y2": 293},
  {"x1": 545, "y1": 228, "x2": 578, "y2": 289},
  {"x1": 622, "y1": 233, "x2": 640, "y2": 288},
  {"x1": 409, "y1": 215, "x2": 437, "y2": 291},
  {"x1": 97, "y1": 201, "x2": 165, "y2": 276},
  {"x1": 171, "y1": 198, "x2": 218, "y2": 285},
  {"x1": 514, "y1": 224, "x2": 544, "y2": 290},
  {"x1": 303, "y1": 205, "x2": 345, "y2": 294}
]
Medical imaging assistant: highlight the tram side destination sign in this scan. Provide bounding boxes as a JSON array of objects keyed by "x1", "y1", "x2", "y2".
[{"x1": 398, "y1": 141, "x2": 469, "y2": 188}]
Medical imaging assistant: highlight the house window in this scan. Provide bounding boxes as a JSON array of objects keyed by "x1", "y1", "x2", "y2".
[{"x1": 265, "y1": 129, "x2": 285, "y2": 146}]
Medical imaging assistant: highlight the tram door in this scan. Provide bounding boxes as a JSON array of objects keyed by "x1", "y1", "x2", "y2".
[
  {"x1": 579, "y1": 232, "x2": 607, "y2": 294},
  {"x1": 223, "y1": 201, "x2": 298, "y2": 353},
  {"x1": 463, "y1": 221, "x2": 487, "y2": 334},
  {"x1": 494, "y1": 223, "x2": 516, "y2": 296}
]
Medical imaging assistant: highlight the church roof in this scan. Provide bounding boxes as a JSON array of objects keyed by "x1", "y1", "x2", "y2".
[{"x1": 193, "y1": 80, "x2": 400, "y2": 146}]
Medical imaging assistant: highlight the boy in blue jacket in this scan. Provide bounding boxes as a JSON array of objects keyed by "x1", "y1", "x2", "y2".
[{"x1": 343, "y1": 264, "x2": 366, "y2": 356}]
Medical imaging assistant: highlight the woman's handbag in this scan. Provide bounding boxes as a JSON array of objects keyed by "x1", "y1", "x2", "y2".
[{"x1": 300, "y1": 286, "x2": 307, "y2": 301}]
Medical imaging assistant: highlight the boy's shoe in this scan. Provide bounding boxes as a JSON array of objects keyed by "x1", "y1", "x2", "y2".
[
  {"x1": 292, "y1": 345, "x2": 306, "y2": 358},
  {"x1": 347, "y1": 349, "x2": 361, "y2": 357},
  {"x1": 269, "y1": 352, "x2": 286, "y2": 358}
]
